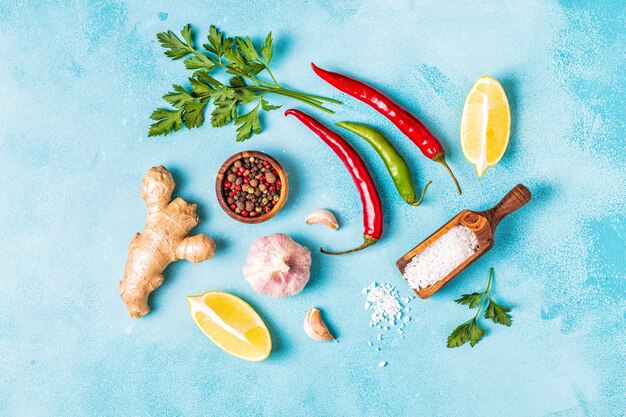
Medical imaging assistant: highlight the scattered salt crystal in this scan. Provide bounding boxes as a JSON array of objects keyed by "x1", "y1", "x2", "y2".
[
  {"x1": 378, "y1": 361, "x2": 387, "y2": 368},
  {"x1": 377, "y1": 334, "x2": 382, "y2": 341},
  {"x1": 375, "y1": 347, "x2": 380, "y2": 351},
  {"x1": 403, "y1": 317, "x2": 411, "y2": 323},
  {"x1": 403, "y1": 224, "x2": 479, "y2": 289},
  {"x1": 367, "y1": 341, "x2": 373, "y2": 346}
]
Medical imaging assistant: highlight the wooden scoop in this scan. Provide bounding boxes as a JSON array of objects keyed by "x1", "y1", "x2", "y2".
[{"x1": 396, "y1": 184, "x2": 531, "y2": 299}]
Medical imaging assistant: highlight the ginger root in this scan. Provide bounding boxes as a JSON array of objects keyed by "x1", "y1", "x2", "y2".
[{"x1": 119, "y1": 166, "x2": 215, "y2": 318}]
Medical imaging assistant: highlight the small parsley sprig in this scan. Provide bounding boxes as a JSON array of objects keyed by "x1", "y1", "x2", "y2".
[
  {"x1": 149, "y1": 24, "x2": 341, "y2": 141},
  {"x1": 447, "y1": 268, "x2": 512, "y2": 348}
]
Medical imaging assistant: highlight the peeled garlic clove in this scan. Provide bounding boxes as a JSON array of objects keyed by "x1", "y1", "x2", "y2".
[
  {"x1": 304, "y1": 307, "x2": 336, "y2": 341},
  {"x1": 305, "y1": 209, "x2": 339, "y2": 230}
]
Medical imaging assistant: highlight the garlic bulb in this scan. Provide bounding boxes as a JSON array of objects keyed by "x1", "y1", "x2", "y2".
[
  {"x1": 243, "y1": 233, "x2": 312, "y2": 297},
  {"x1": 303, "y1": 307, "x2": 336, "y2": 341}
]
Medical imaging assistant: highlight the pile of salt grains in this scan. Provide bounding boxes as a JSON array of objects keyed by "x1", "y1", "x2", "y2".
[{"x1": 362, "y1": 282, "x2": 414, "y2": 368}]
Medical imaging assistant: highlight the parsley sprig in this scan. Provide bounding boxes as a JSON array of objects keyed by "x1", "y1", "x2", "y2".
[
  {"x1": 149, "y1": 24, "x2": 341, "y2": 141},
  {"x1": 447, "y1": 268, "x2": 512, "y2": 348}
]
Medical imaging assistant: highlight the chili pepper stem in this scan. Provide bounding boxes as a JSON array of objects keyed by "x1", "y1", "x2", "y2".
[
  {"x1": 432, "y1": 153, "x2": 462, "y2": 195},
  {"x1": 410, "y1": 180, "x2": 433, "y2": 206},
  {"x1": 320, "y1": 236, "x2": 378, "y2": 256}
]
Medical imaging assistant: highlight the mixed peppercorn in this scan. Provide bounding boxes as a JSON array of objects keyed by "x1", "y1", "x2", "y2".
[{"x1": 222, "y1": 156, "x2": 283, "y2": 218}]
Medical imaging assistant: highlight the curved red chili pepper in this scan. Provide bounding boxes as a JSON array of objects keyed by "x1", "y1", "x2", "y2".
[
  {"x1": 311, "y1": 63, "x2": 462, "y2": 194},
  {"x1": 285, "y1": 108, "x2": 383, "y2": 255}
]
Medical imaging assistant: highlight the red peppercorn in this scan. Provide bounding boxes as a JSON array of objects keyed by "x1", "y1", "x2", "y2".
[
  {"x1": 230, "y1": 191, "x2": 236, "y2": 197},
  {"x1": 230, "y1": 203, "x2": 236, "y2": 210},
  {"x1": 243, "y1": 177, "x2": 249, "y2": 184},
  {"x1": 241, "y1": 210, "x2": 248, "y2": 217},
  {"x1": 265, "y1": 181, "x2": 270, "y2": 187},
  {"x1": 236, "y1": 171, "x2": 243, "y2": 177},
  {"x1": 264, "y1": 206, "x2": 271, "y2": 212},
  {"x1": 223, "y1": 181, "x2": 231, "y2": 188},
  {"x1": 272, "y1": 169, "x2": 278, "y2": 175},
  {"x1": 275, "y1": 180, "x2": 281, "y2": 187},
  {"x1": 238, "y1": 166, "x2": 245, "y2": 173},
  {"x1": 272, "y1": 200, "x2": 278, "y2": 205},
  {"x1": 259, "y1": 176, "x2": 265, "y2": 181},
  {"x1": 249, "y1": 212, "x2": 256, "y2": 217},
  {"x1": 235, "y1": 185, "x2": 242, "y2": 191},
  {"x1": 269, "y1": 186, "x2": 276, "y2": 192}
]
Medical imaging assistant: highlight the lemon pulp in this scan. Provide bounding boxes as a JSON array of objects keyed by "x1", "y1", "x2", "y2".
[
  {"x1": 461, "y1": 76, "x2": 511, "y2": 176},
  {"x1": 187, "y1": 291, "x2": 271, "y2": 362}
]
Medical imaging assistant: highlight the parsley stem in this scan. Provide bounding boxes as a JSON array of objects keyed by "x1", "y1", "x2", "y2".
[
  {"x1": 270, "y1": 88, "x2": 334, "y2": 113},
  {"x1": 266, "y1": 67, "x2": 280, "y2": 87},
  {"x1": 473, "y1": 268, "x2": 495, "y2": 319},
  {"x1": 485, "y1": 267, "x2": 494, "y2": 294}
]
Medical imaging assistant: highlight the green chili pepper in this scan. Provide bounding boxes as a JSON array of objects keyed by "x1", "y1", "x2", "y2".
[{"x1": 336, "y1": 121, "x2": 431, "y2": 206}]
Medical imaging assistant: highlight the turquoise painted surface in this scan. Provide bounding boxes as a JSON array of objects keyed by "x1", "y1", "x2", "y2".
[{"x1": 1, "y1": 1, "x2": 624, "y2": 416}]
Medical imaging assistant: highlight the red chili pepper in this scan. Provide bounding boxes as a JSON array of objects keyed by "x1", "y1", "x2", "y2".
[
  {"x1": 285, "y1": 108, "x2": 383, "y2": 255},
  {"x1": 311, "y1": 63, "x2": 462, "y2": 194}
]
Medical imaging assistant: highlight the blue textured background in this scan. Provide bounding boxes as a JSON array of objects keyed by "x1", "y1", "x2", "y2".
[{"x1": 1, "y1": 1, "x2": 624, "y2": 416}]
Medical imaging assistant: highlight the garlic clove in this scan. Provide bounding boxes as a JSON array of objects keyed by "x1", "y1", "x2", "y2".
[
  {"x1": 305, "y1": 209, "x2": 339, "y2": 230},
  {"x1": 303, "y1": 307, "x2": 336, "y2": 341}
]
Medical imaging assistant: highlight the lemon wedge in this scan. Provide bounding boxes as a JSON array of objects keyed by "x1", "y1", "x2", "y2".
[
  {"x1": 187, "y1": 291, "x2": 271, "y2": 362},
  {"x1": 461, "y1": 76, "x2": 511, "y2": 176}
]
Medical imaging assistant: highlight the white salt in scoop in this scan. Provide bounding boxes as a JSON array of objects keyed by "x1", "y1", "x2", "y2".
[
  {"x1": 404, "y1": 225, "x2": 479, "y2": 290},
  {"x1": 396, "y1": 185, "x2": 532, "y2": 298}
]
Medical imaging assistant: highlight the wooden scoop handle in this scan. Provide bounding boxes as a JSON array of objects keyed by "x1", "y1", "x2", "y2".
[{"x1": 486, "y1": 184, "x2": 531, "y2": 228}]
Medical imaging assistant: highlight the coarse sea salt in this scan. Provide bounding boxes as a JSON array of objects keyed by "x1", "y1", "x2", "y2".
[
  {"x1": 403, "y1": 224, "x2": 479, "y2": 290},
  {"x1": 363, "y1": 283, "x2": 404, "y2": 328}
]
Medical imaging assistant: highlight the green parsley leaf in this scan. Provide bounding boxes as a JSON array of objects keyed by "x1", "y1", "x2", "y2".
[
  {"x1": 162, "y1": 85, "x2": 195, "y2": 108},
  {"x1": 148, "y1": 108, "x2": 184, "y2": 137},
  {"x1": 484, "y1": 300, "x2": 512, "y2": 326},
  {"x1": 447, "y1": 319, "x2": 485, "y2": 348},
  {"x1": 182, "y1": 101, "x2": 208, "y2": 129},
  {"x1": 234, "y1": 104, "x2": 261, "y2": 141},
  {"x1": 261, "y1": 98, "x2": 281, "y2": 111},
  {"x1": 455, "y1": 292, "x2": 483, "y2": 309},
  {"x1": 468, "y1": 319, "x2": 485, "y2": 347},
  {"x1": 447, "y1": 320, "x2": 471, "y2": 348},
  {"x1": 226, "y1": 62, "x2": 265, "y2": 77},
  {"x1": 229, "y1": 76, "x2": 246, "y2": 88},
  {"x1": 211, "y1": 86, "x2": 236, "y2": 102},
  {"x1": 204, "y1": 25, "x2": 223, "y2": 56},
  {"x1": 190, "y1": 77, "x2": 214, "y2": 96},
  {"x1": 234, "y1": 89, "x2": 258, "y2": 104},
  {"x1": 223, "y1": 48, "x2": 246, "y2": 68},
  {"x1": 194, "y1": 71, "x2": 223, "y2": 89},
  {"x1": 210, "y1": 99, "x2": 238, "y2": 128},
  {"x1": 236, "y1": 37, "x2": 262, "y2": 62},
  {"x1": 261, "y1": 32, "x2": 273, "y2": 64},
  {"x1": 157, "y1": 25, "x2": 194, "y2": 60},
  {"x1": 184, "y1": 52, "x2": 216, "y2": 71}
]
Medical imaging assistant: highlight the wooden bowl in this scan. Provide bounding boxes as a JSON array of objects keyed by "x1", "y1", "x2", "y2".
[{"x1": 215, "y1": 151, "x2": 289, "y2": 224}]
